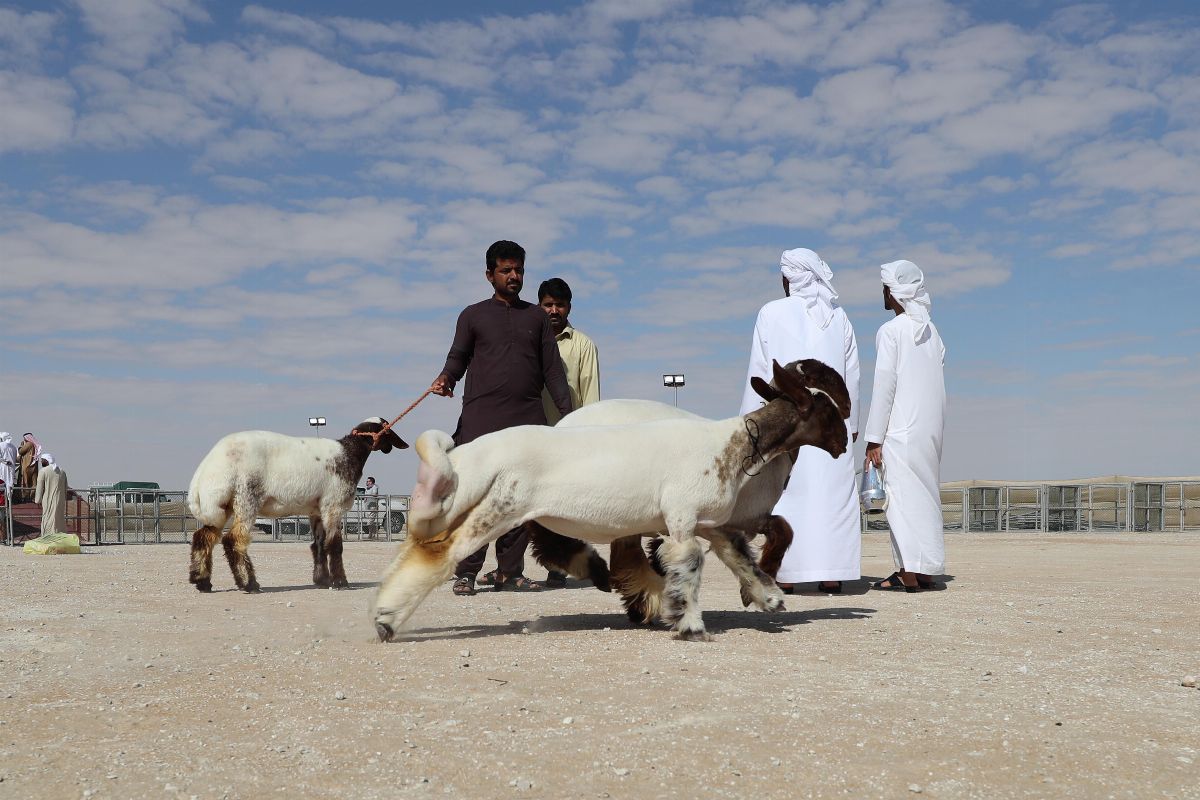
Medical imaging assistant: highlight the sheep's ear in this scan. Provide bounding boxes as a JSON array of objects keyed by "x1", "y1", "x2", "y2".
[
  {"x1": 750, "y1": 376, "x2": 780, "y2": 402},
  {"x1": 387, "y1": 429, "x2": 409, "y2": 450},
  {"x1": 773, "y1": 360, "x2": 813, "y2": 410}
]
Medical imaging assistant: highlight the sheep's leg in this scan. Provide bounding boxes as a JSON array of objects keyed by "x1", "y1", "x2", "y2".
[
  {"x1": 527, "y1": 522, "x2": 611, "y2": 591},
  {"x1": 324, "y1": 510, "x2": 349, "y2": 589},
  {"x1": 609, "y1": 535, "x2": 665, "y2": 625},
  {"x1": 373, "y1": 506, "x2": 510, "y2": 641},
  {"x1": 189, "y1": 525, "x2": 222, "y2": 592},
  {"x1": 702, "y1": 529, "x2": 785, "y2": 613},
  {"x1": 310, "y1": 517, "x2": 331, "y2": 587},
  {"x1": 222, "y1": 521, "x2": 261, "y2": 593},
  {"x1": 657, "y1": 534, "x2": 709, "y2": 642},
  {"x1": 750, "y1": 515, "x2": 794, "y2": 579}
]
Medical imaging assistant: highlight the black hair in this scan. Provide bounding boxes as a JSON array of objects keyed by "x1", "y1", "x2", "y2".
[
  {"x1": 366, "y1": 476, "x2": 375, "y2": 482},
  {"x1": 538, "y1": 277, "x2": 572, "y2": 303},
  {"x1": 485, "y1": 240, "x2": 526, "y2": 271}
]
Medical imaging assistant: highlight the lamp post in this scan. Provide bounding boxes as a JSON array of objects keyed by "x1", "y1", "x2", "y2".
[
  {"x1": 308, "y1": 416, "x2": 327, "y2": 436},
  {"x1": 662, "y1": 373, "x2": 685, "y2": 407}
]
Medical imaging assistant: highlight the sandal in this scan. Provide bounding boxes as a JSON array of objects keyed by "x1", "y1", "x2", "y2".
[
  {"x1": 476, "y1": 570, "x2": 499, "y2": 587},
  {"x1": 817, "y1": 581, "x2": 843, "y2": 595},
  {"x1": 494, "y1": 574, "x2": 543, "y2": 592},
  {"x1": 452, "y1": 575, "x2": 477, "y2": 596},
  {"x1": 872, "y1": 571, "x2": 917, "y2": 593},
  {"x1": 916, "y1": 577, "x2": 942, "y2": 591}
]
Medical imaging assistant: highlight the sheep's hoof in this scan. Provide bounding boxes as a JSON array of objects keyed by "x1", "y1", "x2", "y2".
[
  {"x1": 193, "y1": 580, "x2": 213, "y2": 593},
  {"x1": 375, "y1": 622, "x2": 394, "y2": 642},
  {"x1": 763, "y1": 592, "x2": 786, "y2": 613},
  {"x1": 244, "y1": 582, "x2": 262, "y2": 594},
  {"x1": 739, "y1": 586, "x2": 754, "y2": 608},
  {"x1": 673, "y1": 628, "x2": 713, "y2": 643},
  {"x1": 329, "y1": 578, "x2": 349, "y2": 590}
]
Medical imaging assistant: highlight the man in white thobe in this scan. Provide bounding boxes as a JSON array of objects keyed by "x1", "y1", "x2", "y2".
[
  {"x1": 864, "y1": 260, "x2": 947, "y2": 592},
  {"x1": 34, "y1": 452, "x2": 69, "y2": 536},
  {"x1": 0, "y1": 432, "x2": 17, "y2": 493},
  {"x1": 741, "y1": 249, "x2": 861, "y2": 593}
]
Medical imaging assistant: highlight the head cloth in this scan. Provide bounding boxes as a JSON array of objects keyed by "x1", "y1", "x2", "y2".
[
  {"x1": 780, "y1": 248, "x2": 839, "y2": 329},
  {"x1": 881, "y1": 259, "x2": 931, "y2": 341}
]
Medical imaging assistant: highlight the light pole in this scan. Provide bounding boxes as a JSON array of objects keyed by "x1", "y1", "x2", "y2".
[
  {"x1": 662, "y1": 374, "x2": 685, "y2": 407},
  {"x1": 308, "y1": 416, "x2": 327, "y2": 436}
]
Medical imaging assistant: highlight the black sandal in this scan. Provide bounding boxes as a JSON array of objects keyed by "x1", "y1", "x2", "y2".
[
  {"x1": 817, "y1": 581, "x2": 843, "y2": 594},
  {"x1": 476, "y1": 570, "x2": 499, "y2": 587},
  {"x1": 872, "y1": 571, "x2": 917, "y2": 593},
  {"x1": 452, "y1": 575, "x2": 476, "y2": 596},
  {"x1": 494, "y1": 574, "x2": 543, "y2": 592}
]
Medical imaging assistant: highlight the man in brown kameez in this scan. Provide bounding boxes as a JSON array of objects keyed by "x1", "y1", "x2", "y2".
[{"x1": 430, "y1": 240, "x2": 572, "y2": 595}]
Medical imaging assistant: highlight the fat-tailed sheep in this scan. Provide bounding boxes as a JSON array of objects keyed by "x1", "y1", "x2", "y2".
[{"x1": 373, "y1": 359, "x2": 849, "y2": 641}]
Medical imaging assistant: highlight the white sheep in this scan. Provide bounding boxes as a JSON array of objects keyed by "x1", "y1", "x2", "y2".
[
  {"x1": 372, "y1": 360, "x2": 849, "y2": 641},
  {"x1": 535, "y1": 358, "x2": 852, "y2": 623},
  {"x1": 187, "y1": 417, "x2": 407, "y2": 593}
]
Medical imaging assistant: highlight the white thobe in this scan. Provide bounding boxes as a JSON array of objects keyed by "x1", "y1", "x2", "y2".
[
  {"x1": 35, "y1": 465, "x2": 69, "y2": 536},
  {"x1": 740, "y1": 296, "x2": 861, "y2": 583},
  {"x1": 863, "y1": 314, "x2": 946, "y2": 574},
  {"x1": 0, "y1": 441, "x2": 17, "y2": 490}
]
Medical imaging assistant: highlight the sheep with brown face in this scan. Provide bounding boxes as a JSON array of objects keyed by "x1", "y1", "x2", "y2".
[
  {"x1": 373, "y1": 360, "x2": 848, "y2": 642},
  {"x1": 187, "y1": 417, "x2": 407, "y2": 593},
  {"x1": 553, "y1": 358, "x2": 851, "y2": 624}
]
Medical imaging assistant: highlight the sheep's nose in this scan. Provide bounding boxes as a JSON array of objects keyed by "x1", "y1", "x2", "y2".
[{"x1": 375, "y1": 621, "x2": 395, "y2": 642}]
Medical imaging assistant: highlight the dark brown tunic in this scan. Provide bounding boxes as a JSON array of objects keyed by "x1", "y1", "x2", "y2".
[{"x1": 440, "y1": 297, "x2": 573, "y2": 445}]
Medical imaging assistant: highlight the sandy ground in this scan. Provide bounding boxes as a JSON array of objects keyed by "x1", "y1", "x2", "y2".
[{"x1": 1, "y1": 533, "x2": 1197, "y2": 800}]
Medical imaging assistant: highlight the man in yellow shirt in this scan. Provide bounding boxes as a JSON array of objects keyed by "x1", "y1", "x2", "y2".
[
  {"x1": 539, "y1": 278, "x2": 600, "y2": 424},
  {"x1": 539, "y1": 277, "x2": 600, "y2": 588}
]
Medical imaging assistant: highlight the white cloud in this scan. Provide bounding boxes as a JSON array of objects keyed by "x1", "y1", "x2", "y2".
[
  {"x1": 0, "y1": 8, "x2": 60, "y2": 66},
  {"x1": 74, "y1": 0, "x2": 208, "y2": 70},
  {"x1": 241, "y1": 5, "x2": 336, "y2": 49},
  {"x1": 0, "y1": 71, "x2": 75, "y2": 152},
  {"x1": 0, "y1": 195, "x2": 421, "y2": 290}
]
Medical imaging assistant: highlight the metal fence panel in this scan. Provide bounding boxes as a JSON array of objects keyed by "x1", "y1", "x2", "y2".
[
  {"x1": 87, "y1": 489, "x2": 409, "y2": 545},
  {"x1": 6, "y1": 478, "x2": 1199, "y2": 546}
]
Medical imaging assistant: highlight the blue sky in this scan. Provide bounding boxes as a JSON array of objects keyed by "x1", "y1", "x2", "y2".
[{"x1": 2, "y1": 0, "x2": 1198, "y2": 491}]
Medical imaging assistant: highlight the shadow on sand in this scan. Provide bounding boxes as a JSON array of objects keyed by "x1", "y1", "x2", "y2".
[
  {"x1": 254, "y1": 581, "x2": 378, "y2": 594},
  {"x1": 391, "y1": 605, "x2": 877, "y2": 642}
]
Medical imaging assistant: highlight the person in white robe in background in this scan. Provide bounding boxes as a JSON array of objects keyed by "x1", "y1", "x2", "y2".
[
  {"x1": 863, "y1": 260, "x2": 947, "y2": 592},
  {"x1": 741, "y1": 248, "x2": 861, "y2": 593},
  {"x1": 0, "y1": 432, "x2": 18, "y2": 492},
  {"x1": 34, "y1": 452, "x2": 69, "y2": 536}
]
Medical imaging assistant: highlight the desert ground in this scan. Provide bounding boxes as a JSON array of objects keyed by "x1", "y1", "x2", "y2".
[{"x1": 1, "y1": 532, "x2": 1197, "y2": 800}]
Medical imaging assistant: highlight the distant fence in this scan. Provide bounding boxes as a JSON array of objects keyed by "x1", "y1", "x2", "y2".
[
  {"x1": 3, "y1": 486, "x2": 409, "y2": 546},
  {"x1": 6, "y1": 479, "x2": 1198, "y2": 546},
  {"x1": 863, "y1": 480, "x2": 1200, "y2": 533}
]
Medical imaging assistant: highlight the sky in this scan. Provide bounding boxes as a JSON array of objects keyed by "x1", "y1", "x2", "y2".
[{"x1": 1, "y1": 0, "x2": 1199, "y2": 493}]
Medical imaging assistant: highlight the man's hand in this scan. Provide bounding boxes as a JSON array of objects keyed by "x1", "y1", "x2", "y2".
[
  {"x1": 430, "y1": 374, "x2": 454, "y2": 398},
  {"x1": 865, "y1": 442, "x2": 883, "y2": 468}
]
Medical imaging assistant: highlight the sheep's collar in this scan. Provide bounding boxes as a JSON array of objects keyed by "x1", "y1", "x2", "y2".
[
  {"x1": 741, "y1": 418, "x2": 768, "y2": 477},
  {"x1": 353, "y1": 389, "x2": 432, "y2": 448}
]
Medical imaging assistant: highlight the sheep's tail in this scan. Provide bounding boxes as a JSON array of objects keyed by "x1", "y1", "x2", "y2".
[
  {"x1": 186, "y1": 455, "x2": 231, "y2": 529},
  {"x1": 609, "y1": 536, "x2": 665, "y2": 625},
  {"x1": 408, "y1": 430, "x2": 461, "y2": 539}
]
